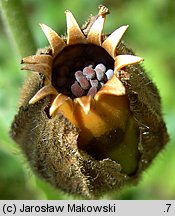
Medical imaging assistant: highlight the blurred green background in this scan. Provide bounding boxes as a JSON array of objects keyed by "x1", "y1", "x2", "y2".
[{"x1": 0, "y1": 0, "x2": 175, "y2": 199}]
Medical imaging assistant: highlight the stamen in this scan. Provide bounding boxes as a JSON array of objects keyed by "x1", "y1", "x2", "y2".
[
  {"x1": 90, "y1": 79, "x2": 99, "y2": 88},
  {"x1": 52, "y1": 45, "x2": 114, "y2": 99},
  {"x1": 75, "y1": 71, "x2": 83, "y2": 79},
  {"x1": 71, "y1": 81, "x2": 85, "y2": 97},
  {"x1": 106, "y1": 69, "x2": 114, "y2": 80},
  {"x1": 95, "y1": 63, "x2": 106, "y2": 73},
  {"x1": 69, "y1": 63, "x2": 114, "y2": 98},
  {"x1": 95, "y1": 68, "x2": 105, "y2": 81},
  {"x1": 87, "y1": 86, "x2": 97, "y2": 97},
  {"x1": 83, "y1": 67, "x2": 95, "y2": 80},
  {"x1": 77, "y1": 76, "x2": 90, "y2": 90}
]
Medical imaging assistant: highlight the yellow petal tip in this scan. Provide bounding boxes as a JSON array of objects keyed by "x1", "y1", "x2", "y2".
[
  {"x1": 102, "y1": 25, "x2": 129, "y2": 57},
  {"x1": 40, "y1": 23, "x2": 65, "y2": 57},
  {"x1": 74, "y1": 96, "x2": 92, "y2": 115},
  {"x1": 65, "y1": 10, "x2": 86, "y2": 45},
  {"x1": 115, "y1": 55, "x2": 144, "y2": 71}
]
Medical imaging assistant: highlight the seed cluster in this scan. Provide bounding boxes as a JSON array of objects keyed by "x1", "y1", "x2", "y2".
[{"x1": 54, "y1": 63, "x2": 114, "y2": 98}]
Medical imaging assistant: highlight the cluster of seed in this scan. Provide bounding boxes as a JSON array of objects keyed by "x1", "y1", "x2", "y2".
[
  {"x1": 54, "y1": 63, "x2": 114, "y2": 98},
  {"x1": 71, "y1": 64, "x2": 114, "y2": 97}
]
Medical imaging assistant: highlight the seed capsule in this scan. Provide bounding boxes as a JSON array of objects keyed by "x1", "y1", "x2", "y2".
[{"x1": 12, "y1": 5, "x2": 169, "y2": 200}]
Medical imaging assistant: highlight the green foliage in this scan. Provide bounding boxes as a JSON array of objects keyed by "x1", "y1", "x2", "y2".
[{"x1": 0, "y1": 0, "x2": 174, "y2": 199}]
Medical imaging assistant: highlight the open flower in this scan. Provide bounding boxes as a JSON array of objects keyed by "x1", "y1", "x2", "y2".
[{"x1": 11, "y1": 5, "x2": 169, "y2": 198}]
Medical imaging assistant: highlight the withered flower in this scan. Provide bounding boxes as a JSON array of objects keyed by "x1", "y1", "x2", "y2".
[{"x1": 11, "y1": 5, "x2": 169, "y2": 199}]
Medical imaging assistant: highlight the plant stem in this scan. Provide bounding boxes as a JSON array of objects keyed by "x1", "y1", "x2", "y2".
[{"x1": 0, "y1": 0, "x2": 37, "y2": 57}]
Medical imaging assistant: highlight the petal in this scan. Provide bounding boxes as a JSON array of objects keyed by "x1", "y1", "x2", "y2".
[
  {"x1": 21, "y1": 54, "x2": 53, "y2": 65},
  {"x1": 65, "y1": 10, "x2": 86, "y2": 45},
  {"x1": 94, "y1": 75, "x2": 126, "y2": 100},
  {"x1": 29, "y1": 85, "x2": 58, "y2": 104},
  {"x1": 21, "y1": 63, "x2": 51, "y2": 78},
  {"x1": 40, "y1": 24, "x2": 66, "y2": 57},
  {"x1": 87, "y1": 15, "x2": 105, "y2": 45},
  {"x1": 49, "y1": 94, "x2": 71, "y2": 116},
  {"x1": 114, "y1": 55, "x2": 144, "y2": 70},
  {"x1": 102, "y1": 25, "x2": 128, "y2": 58},
  {"x1": 74, "y1": 96, "x2": 92, "y2": 115}
]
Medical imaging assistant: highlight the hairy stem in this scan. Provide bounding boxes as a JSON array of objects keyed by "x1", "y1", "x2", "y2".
[{"x1": 0, "y1": 0, "x2": 36, "y2": 57}]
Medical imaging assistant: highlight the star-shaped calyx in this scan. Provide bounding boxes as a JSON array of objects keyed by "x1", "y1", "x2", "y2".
[{"x1": 21, "y1": 6, "x2": 143, "y2": 147}]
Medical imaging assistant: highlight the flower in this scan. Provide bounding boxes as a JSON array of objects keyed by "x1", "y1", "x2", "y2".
[{"x1": 11, "y1": 5, "x2": 169, "y2": 198}]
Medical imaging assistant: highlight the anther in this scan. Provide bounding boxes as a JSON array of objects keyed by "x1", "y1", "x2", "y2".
[
  {"x1": 106, "y1": 69, "x2": 114, "y2": 80},
  {"x1": 83, "y1": 67, "x2": 95, "y2": 80},
  {"x1": 90, "y1": 79, "x2": 99, "y2": 88},
  {"x1": 87, "y1": 86, "x2": 97, "y2": 97},
  {"x1": 95, "y1": 68, "x2": 105, "y2": 81},
  {"x1": 71, "y1": 81, "x2": 85, "y2": 97}
]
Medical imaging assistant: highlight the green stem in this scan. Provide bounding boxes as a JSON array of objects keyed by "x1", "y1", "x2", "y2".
[{"x1": 0, "y1": 0, "x2": 37, "y2": 57}]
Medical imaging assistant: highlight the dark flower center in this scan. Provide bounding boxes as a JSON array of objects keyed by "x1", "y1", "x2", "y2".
[{"x1": 52, "y1": 44, "x2": 114, "y2": 98}]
